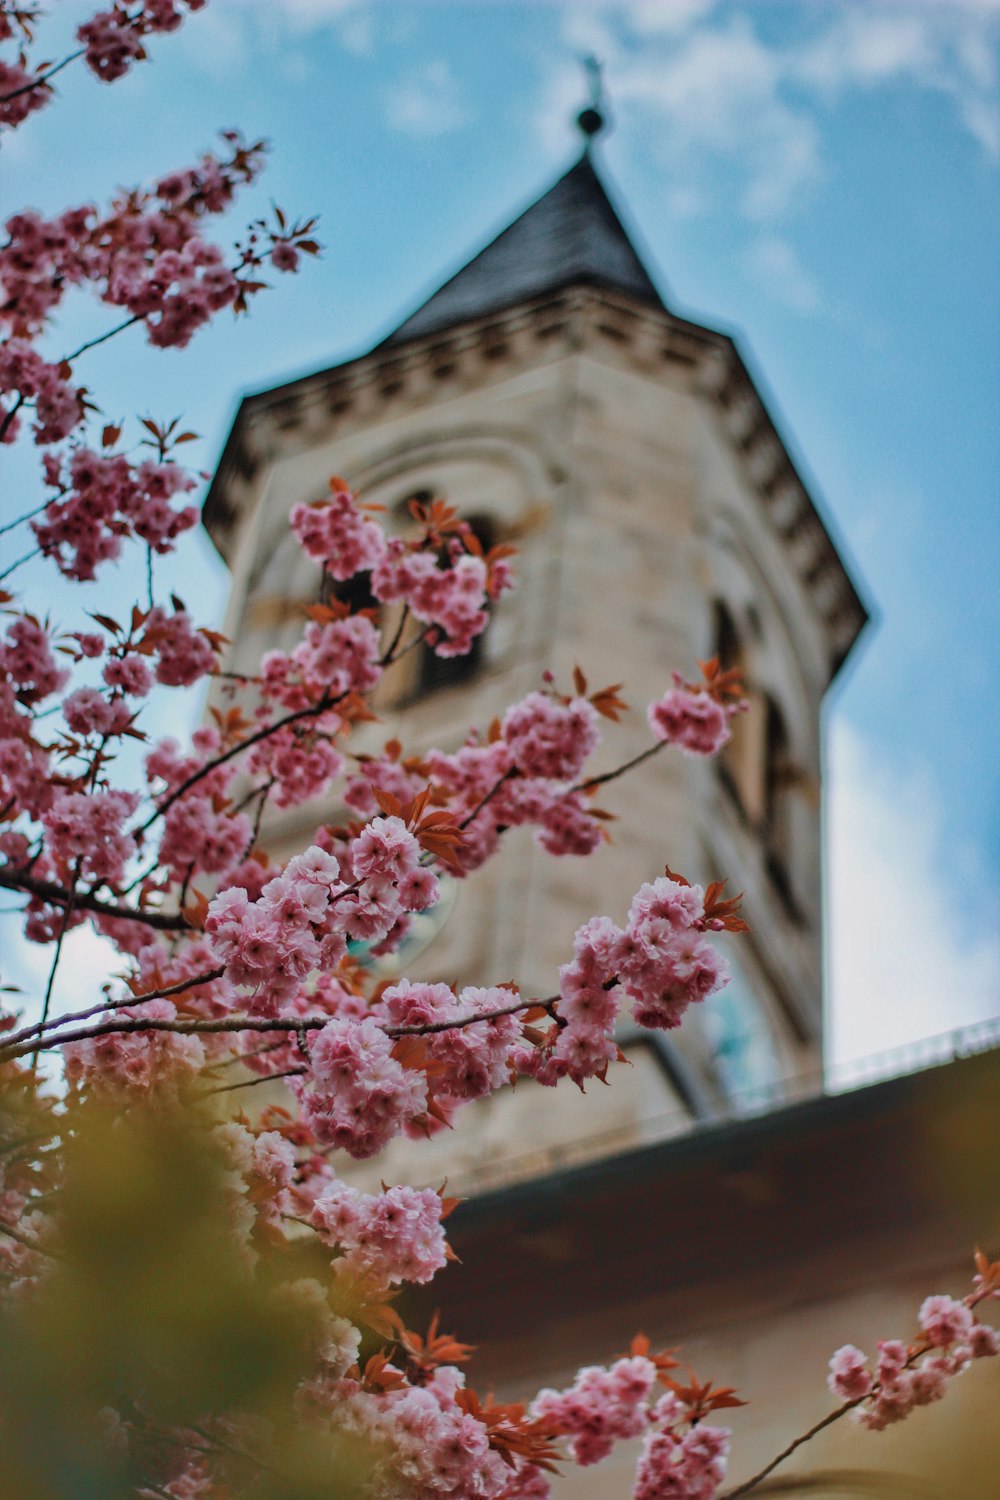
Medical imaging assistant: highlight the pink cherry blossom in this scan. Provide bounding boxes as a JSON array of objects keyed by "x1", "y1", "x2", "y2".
[
  {"x1": 648, "y1": 687, "x2": 730, "y2": 757},
  {"x1": 295, "y1": 1016, "x2": 428, "y2": 1159},
  {"x1": 290, "y1": 486, "x2": 386, "y2": 579}
]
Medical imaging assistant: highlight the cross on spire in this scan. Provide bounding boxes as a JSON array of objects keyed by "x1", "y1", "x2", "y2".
[{"x1": 576, "y1": 54, "x2": 608, "y2": 145}]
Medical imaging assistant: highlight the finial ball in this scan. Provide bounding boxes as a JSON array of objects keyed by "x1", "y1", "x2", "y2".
[{"x1": 577, "y1": 105, "x2": 605, "y2": 139}]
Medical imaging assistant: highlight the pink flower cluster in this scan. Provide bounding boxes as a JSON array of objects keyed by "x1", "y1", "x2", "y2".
[
  {"x1": 523, "y1": 879, "x2": 728, "y2": 1090},
  {"x1": 147, "y1": 728, "x2": 260, "y2": 882},
  {"x1": 63, "y1": 687, "x2": 131, "y2": 739},
  {"x1": 33, "y1": 449, "x2": 197, "y2": 580},
  {"x1": 310, "y1": 1179, "x2": 448, "y2": 1285},
  {"x1": 421, "y1": 730, "x2": 603, "y2": 876},
  {"x1": 63, "y1": 998, "x2": 205, "y2": 1093},
  {"x1": 159, "y1": 793, "x2": 250, "y2": 879},
  {"x1": 532, "y1": 1356, "x2": 657, "y2": 1465},
  {"x1": 501, "y1": 692, "x2": 600, "y2": 781},
  {"x1": 0, "y1": 58, "x2": 50, "y2": 129},
  {"x1": 1, "y1": 136, "x2": 262, "y2": 346},
  {"x1": 0, "y1": 340, "x2": 82, "y2": 445},
  {"x1": 249, "y1": 726, "x2": 345, "y2": 811},
  {"x1": 204, "y1": 821, "x2": 434, "y2": 1014},
  {"x1": 614, "y1": 877, "x2": 729, "y2": 1030},
  {"x1": 0, "y1": 726, "x2": 53, "y2": 821},
  {"x1": 143, "y1": 606, "x2": 217, "y2": 686},
  {"x1": 373, "y1": 540, "x2": 494, "y2": 657},
  {"x1": 213, "y1": 1121, "x2": 296, "y2": 1234},
  {"x1": 242, "y1": 971, "x2": 367, "y2": 1081},
  {"x1": 290, "y1": 482, "x2": 510, "y2": 658},
  {"x1": 78, "y1": 5, "x2": 208, "y2": 85},
  {"x1": 295, "y1": 1016, "x2": 427, "y2": 1159},
  {"x1": 259, "y1": 612, "x2": 382, "y2": 710},
  {"x1": 205, "y1": 846, "x2": 348, "y2": 1012},
  {"x1": 336, "y1": 813, "x2": 439, "y2": 939},
  {"x1": 633, "y1": 1396, "x2": 729, "y2": 1500},
  {"x1": 828, "y1": 1294, "x2": 998, "y2": 1430},
  {"x1": 0, "y1": 614, "x2": 68, "y2": 705},
  {"x1": 647, "y1": 683, "x2": 732, "y2": 758},
  {"x1": 325, "y1": 1369, "x2": 510, "y2": 1499},
  {"x1": 41, "y1": 787, "x2": 139, "y2": 886},
  {"x1": 376, "y1": 979, "x2": 524, "y2": 1108},
  {"x1": 290, "y1": 487, "x2": 386, "y2": 581}
]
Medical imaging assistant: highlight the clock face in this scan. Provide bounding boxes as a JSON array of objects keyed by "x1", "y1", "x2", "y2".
[{"x1": 348, "y1": 875, "x2": 457, "y2": 979}]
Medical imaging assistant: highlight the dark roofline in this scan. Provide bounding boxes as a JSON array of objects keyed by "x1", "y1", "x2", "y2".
[
  {"x1": 377, "y1": 148, "x2": 668, "y2": 350},
  {"x1": 429, "y1": 1045, "x2": 1000, "y2": 1370},
  {"x1": 446, "y1": 1049, "x2": 998, "y2": 1237}
]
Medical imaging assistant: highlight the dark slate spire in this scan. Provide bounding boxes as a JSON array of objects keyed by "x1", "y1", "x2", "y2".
[{"x1": 381, "y1": 150, "x2": 667, "y2": 348}]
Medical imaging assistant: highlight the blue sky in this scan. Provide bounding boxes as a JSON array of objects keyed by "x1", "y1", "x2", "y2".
[{"x1": 3, "y1": 0, "x2": 999, "y2": 1065}]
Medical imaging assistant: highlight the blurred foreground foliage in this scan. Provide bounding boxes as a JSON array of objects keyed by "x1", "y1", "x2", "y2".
[{"x1": 0, "y1": 1081, "x2": 379, "y2": 1500}]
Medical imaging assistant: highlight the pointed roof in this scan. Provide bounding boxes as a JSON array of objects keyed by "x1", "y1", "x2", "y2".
[{"x1": 382, "y1": 151, "x2": 666, "y2": 347}]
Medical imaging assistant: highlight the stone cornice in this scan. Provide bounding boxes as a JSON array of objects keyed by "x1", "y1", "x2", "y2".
[{"x1": 204, "y1": 286, "x2": 868, "y2": 680}]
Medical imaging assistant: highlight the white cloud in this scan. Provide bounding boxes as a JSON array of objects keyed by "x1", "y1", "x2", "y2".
[
  {"x1": 624, "y1": 0, "x2": 718, "y2": 37},
  {"x1": 383, "y1": 59, "x2": 471, "y2": 138},
  {"x1": 797, "y1": 11, "x2": 936, "y2": 90},
  {"x1": 190, "y1": 0, "x2": 376, "y2": 73},
  {"x1": 745, "y1": 234, "x2": 822, "y2": 313},
  {"x1": 827, "y1": 718, "x2": 1000, "y2": 1068},
  {"x1": 556, "y1": 9, "x2": 823, "y2": 217},
  {"x1": 549, "y1": 1, "x2": 1000, "y2": 218},
  {"x1": 793, "y1": 7, "x2": 1000, "y2": 158}
]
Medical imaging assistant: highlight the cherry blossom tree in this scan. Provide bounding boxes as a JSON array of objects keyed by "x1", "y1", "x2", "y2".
[{"x1": 1, "y1": 6, "x2": 996, "y2": 1498}]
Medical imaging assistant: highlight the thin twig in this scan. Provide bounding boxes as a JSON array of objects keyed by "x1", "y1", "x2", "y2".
[
  {"x1": 0, "y1": 1217, "x2": 64, "y2": 1262},
  {"x1": 0, "y1": 545, "x2": 40, "y2": 583},
  {"x1": 458, "y1": 766, "x2": 516, "y2": 831},
  {"x1": 387, "y1": 624, "x2": 431, "y2": 665},
  {"x1": 0, "y1": 47, "x2": 84, "y2": 105},
  {"x1": 201, "y1": 1065, "x2": 306, "y2": 1096},
  {"x1": 718, "y1": 1314, "x2": 984, "y2": 1500},
  {"x1": 379, "y1": 603, "x2": 410, "y2": 666},
  {"x1": 63, "y1": 313, "x2": 141, "y2": 363},
  {"x1": 0, "y1": 498, "x2": 49, "y2": 539},
  {"x1": 574, "y1": 738, "x2": 665, "y2": 793},
  {"x1": 720, "y1": 1399, "x2": 861, "y2": 1498},
  {"x1": 0, "y1": 392, "x2": 26, "y2": 444},
  {"x1": 33, "y1": 859, "x2": 81, "y2": 1073},
  {"x1": 135, "y1": 690, "x2": 348, "y2": 836}
]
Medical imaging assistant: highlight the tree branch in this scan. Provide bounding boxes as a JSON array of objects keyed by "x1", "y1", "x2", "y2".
[
  {"x1": 0, "y1": 992, "x2": 554, "y2": 1064},
  {"x1": 718, "y1": 1399, "x2": 861, "y2": 1498},
  {"x1": 0, "y1": 867, "x2": 188, "y2": 932},
  {"x1": 135, "y1": 690, "x2": 348, "y2": 835},
  {"x1": 0, "y1": 967, "x2": 226, "y2": 1054}
]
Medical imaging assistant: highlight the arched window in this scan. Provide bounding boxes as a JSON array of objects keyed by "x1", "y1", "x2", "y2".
[
  {"x1": 763, "y1": 696, "x2": 798, "y2": 916},
  {"x1": 714, "y1": 603, "x2": 765, "y2": 823},
  {"x1": 713, "y1": 604, "x2": 802, "y2": 921}
]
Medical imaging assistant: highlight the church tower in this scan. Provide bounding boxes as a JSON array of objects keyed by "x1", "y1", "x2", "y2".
[{"x1": 205, "y1": 118, "x2": 867, "y2": 1191}]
